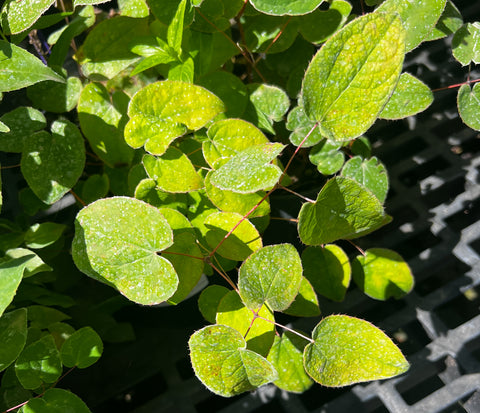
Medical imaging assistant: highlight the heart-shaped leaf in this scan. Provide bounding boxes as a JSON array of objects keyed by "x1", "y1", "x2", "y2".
[
  {"x1": 189, "y1": 324, "x2": 278, "y2": 397},
  {"x1": 380, "y1": 73, "x2": 433, "y2": 120},
  {"x1": 286, "y1": 105, "x2": 323, "y2": 148},
  {"x1": 210, "y1": 143, "x2": 284, "y2": 194},
  {"x1": 304, "y1": 315, "x2": 409, "y2": 386},
  {"x1": 21, "y1": 120, "x2": 85, "y2": 205},
  {"x1": 352, "y1": 248, "x2": 414, "y2": 300},
  {"x1": 60, "y1": 327, "x2": 103, "y2": 369},
  {"x1": 308, "y1": 140, "x2": 345, "y2": 175},
  {"x1": 298, "y1": 177, "x2": 391, "y2": 245},
  {"x1": 238, "y1": 244, "x2": 303, "y2": 311},
  {"x1": 452, "y1": 23, "x2": 480, "y2": 66},
  {"x1": 125, "y1": 80, "x2": 224, "y2": 155},
  {"x1": 302, "y1": 12, "x2": 405, "y2": 142},
  {"x1": 72, "y1": 197, "x2": 178, "y2": 305}
]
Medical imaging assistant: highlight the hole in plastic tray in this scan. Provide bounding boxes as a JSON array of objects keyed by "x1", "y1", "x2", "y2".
[
  {"x1": 251, "y1": 398, "x2": 287, "y2": 413},
  {"x1": 396, "y1": 357, "x2": 449, "y2": 405},
  {"x1": 176, "y1": 357, "x2": 195, "y2": 380},
  {"x1": 391, "y1": 229, "x2": 442, "y2": 261},
  {"x1": 393, "y1": 320, "x2": 431, "y2": 356},
  {"x1": 399, "y1": 156, "x2": 451, "y2": 187},
  {"x1": 299, "y1": 385, "x2": 349, "y2": 411},
  {"x1": 378, "y1": 136, "x2": 429, "y2": 166},
  {"x1": 93, "y1": 371, "x2": 168, "y2": 413},
  {"x1": 432, "y1": 118, "x2": 465, "y2": 140},
  {"x1": 445, "y1": 199, "x2": 480, "y2": 232},
  {"x1": 423, "y1": 176, "x2": 466, "y2": 208},
  {"x1": 434, "y1": 286, "x2": 480, "y2": 329},
  {"x1": 195, "y1": 394, "x2": 243, "y2": 413},
  {"x1": 415, "y1": 257, "x2": 472, "y2": 297}
]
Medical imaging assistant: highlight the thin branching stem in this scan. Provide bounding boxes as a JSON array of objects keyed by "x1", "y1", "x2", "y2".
[{"x1": 255, "y1": 314, "x2": 314, "y2": 343}]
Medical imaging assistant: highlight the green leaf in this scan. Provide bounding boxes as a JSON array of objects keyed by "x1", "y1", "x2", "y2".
[
  {"x1": 284, "y1": 277, "x2": 320, "y2": 317},
  {"x1": 125, "y1": 80, "x2": 224, "y2": 155},
  {"x1": 238, "y1": 244, "x2": 303, "y2": 311},
  {"x1": 244, "y1": 84, "x2": 290, "y2": 134},
  {"x1": 78, "y1": 16, "x2": 150, "y2": 80},
  {"x1": 74, "y1": 0, "x2": 110, "y2": 6},
  {"x1": 148, "y1": 0, "x2": 194, "y2": 26},
  {"x1": 376, "y1": 0, "x2": 447, "y2": 52},
  {"x1": 72, "y1": 197, "x2": 179, "y2": 305},
  {"x1": 0, "y1": 107, "x2": 46, "y2": 153},
  {"x1": 197, "y1": 71, "x2": 249, "y2": 118},
  {"x1": 0, "y1": 0, "x2": 55, "y2": 34},
  {"x1": 341, "y1": 156, "x2": 389, "y2": 203},
  {"x1": 452, "y1": 23, "x2": 480, "y2": 66},
  {"x1": 302, "y1": 12, "x2": 405, "y2": 142},
  {"x1": 304, "y1": 315, "x2": 409, "y2": 386},
  {"x1": 244, "y1": 15, "x2": 299, "y2": 56},
  {"x1": 159, "y1": 208, "x2": 204, "y2": 305},
  {"x1": 78, "y1": 82, "x2": 134, "y2": 167},
  {"x1": 352, "y1": 248, "x2": 414, "y2": 300},
  {"x1": 458, "y1": 83, "x2": 480, "y2": 131},
  {"x1": 81, "y1": 174, "x2": 109, "y2": 205},
  {"x1": 203, "y1": 118, "x2": 268, "y2": 168},
  {"x1": 0, "y1": 41, "x2": 65, "y2": 93},
  {"x1": 24, "y1": 223, "x2": 66, "y2": 249},
  {"x1": 267, "y1": 332, "x2": 313, "y2": 393},
  {"x1": 425, "y1": 0, "x2": 463, "y2": 41},
  {"x1": 3, "y1": 248, "x2": 51, "y2": 278},
  {"x1": 380, "y1": 73, "x2": 433, "y2": 120},
  {"x1": 21, "y1": 120, "x2": 86, "y2": 205},
  {"x1": 298, "y1": 177, "x2": 391, "y2": 245},
  {"x1": 205, "y1": 171, "x2": 270, "y2": 218},
  {"x1": 20, "y1": 388, "x2": 92, "y2": 413},
  {"x1": 0, "y1": 121, "x2": 9, "y2": 133},
  {"x1": 0, "y1": 256, "x2": 33, "y2": 317},
  {"x1": 189, "y1": 324, "x2": 278, "y2": 397},
  {"x1": 216, "y1": 291, "x2": 275, "y2": 356},
  {"x1": 167, "y1": 0, "x2": 186, "y2": 54},
  {"x1": 302, "y1": 245, "x2": 351, "y2": 302},
  {"x1": 210, "y1": 143, "x2": 284, "y2": 194},
  {"x1": 27, "y1": 76, "x2": 83, "y2": 114},
  {"x1": 46, "y1": 6, "x2": 96, "y2": 65},
  {"x1": 0, "y1": 309, "x2": 27, "y2": 372},
  {"x1": 119, "y1": 0, "x2": 149, "y2": 18},
  {"x1": 60, "y1": 327, "x2": 103, "y2": 369},
  {"x1": 48, "y1": 322, "x2": 75, "y2": 349},
  {"x1": 143, "y1": 149, "x2": 203, "y2": 193},
  {"x1": 286, "y1": 105, "x2": 323, "y2": 147},
  {"x1": 204, "y1": 212, "x2": 262, "y2": 261},
  {"x1": 250, "y1": 0, "x2": 324, "y2": 16},
  {"x1": 309, "y1": 140, "x2": 345, "y2": 175},
  {"x1": 168, "y1": 56, "x2": 194, "y2": 82},
  {"x1": 134, "y1": 178, "x2": 189, "y2": 213},
  {"x1": 198, "y1": 285, "x2": 229, "y2": 323},
  {"x1": 27, "y1": 306, "x2": 70, "y2": 330},
  {"x1": 15, "y1": 334, "x2": 62, "y2": 389},
  {"x1": 299, "y1": 0, "x2": 352, "y2": 44}
]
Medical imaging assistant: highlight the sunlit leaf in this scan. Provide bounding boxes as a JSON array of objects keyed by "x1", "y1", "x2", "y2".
[
  {"x1": 302, "y1": 13, "x2": 405, "y2": 142},
  {"x1": 352, "y1": 248, "x2": 414, "y2": 300},
  {"x1": 304, "y1": 315, "x2": 409, "y2": 386},
  {"x1": 0, "y1": 0, "x2": 55, "y2": 34},
  {"x1": 189, "y1": 324, "x2": 278, "y2": 397},
  {"x1": 60, "y1": 327, "x2": 103, "y2": 369},
  {"x1": 458, "y1": 83, "x2": 480, "y2": 131}
]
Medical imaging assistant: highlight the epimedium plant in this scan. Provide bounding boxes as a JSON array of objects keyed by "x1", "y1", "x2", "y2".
[{"x1": 0, "y1": 0, "x2": 479, "y2": 408}]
